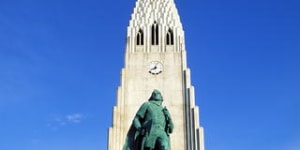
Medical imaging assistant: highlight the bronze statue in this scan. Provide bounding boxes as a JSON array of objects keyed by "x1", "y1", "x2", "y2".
[{"x1": 123, "y1": 89, "x2": 174, "y2": 150}]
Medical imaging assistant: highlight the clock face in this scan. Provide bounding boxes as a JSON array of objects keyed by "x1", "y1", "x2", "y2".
[{"x1": 148, "y1": 61, "x2": 163, "y2": 75}]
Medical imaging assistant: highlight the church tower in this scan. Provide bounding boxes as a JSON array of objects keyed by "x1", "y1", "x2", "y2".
[{"x1": 108, "y1": 0, "x2": 205, "y2": 149}]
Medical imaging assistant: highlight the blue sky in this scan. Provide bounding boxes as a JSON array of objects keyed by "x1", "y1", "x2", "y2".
[{"x1": 0, "y1": 0, "x2": 299, "y2": 150}]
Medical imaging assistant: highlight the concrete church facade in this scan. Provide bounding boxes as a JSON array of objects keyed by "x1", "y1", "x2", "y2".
[{"x1": 108, "y1": 0, "x2": 205, "y2": 149}]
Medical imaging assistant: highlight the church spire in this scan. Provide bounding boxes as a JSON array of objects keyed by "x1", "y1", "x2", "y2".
[
  {"x1": 108, "y1": 1, "x2": 205, "y2": 149},
  {"x1": 127, "y1": 0, "x2": 185, "y2": 53}
]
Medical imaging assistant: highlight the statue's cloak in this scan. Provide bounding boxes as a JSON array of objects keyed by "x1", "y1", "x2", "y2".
[{"x1": 122, "y1": 123, "x2": 145, "y2": 150}]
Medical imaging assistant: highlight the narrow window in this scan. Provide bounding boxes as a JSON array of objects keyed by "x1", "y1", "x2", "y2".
[
  {"x1": 166, "y1": 28, "x2": 174, "y2": 45},
  {"x1": 151, "y1": 22, "x2": 159, "y2": 45},
  {"x1": 136, "y1": 29, "x2": 144, "y2": 45}
]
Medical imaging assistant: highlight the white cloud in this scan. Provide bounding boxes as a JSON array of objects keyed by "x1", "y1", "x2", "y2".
[
  {"x1": 47, "y1": 113, "x2": 86, "y2": 130},
  {"x1": 66, "y1": 113, "x2": 84, "y2": 123}
]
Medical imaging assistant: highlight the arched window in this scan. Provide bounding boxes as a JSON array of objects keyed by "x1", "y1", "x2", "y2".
[
  {"x1": 151, "y1": 22, "x2": 159, "y2": 45},
  {"x1": 136, "y1": 29, "x2": 144, "y2": 45},
  {"x1": 166, "y1": 28, "x2": 174, "y2": 45}
]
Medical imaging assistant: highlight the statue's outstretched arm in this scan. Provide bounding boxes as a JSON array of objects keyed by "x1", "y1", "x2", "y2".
[
  {"x1": 133, "y1": 116, "x2": 142, "y2": 129},
  {"x1": 132, "y1": 102, "x2": 149, "y2": 134}
]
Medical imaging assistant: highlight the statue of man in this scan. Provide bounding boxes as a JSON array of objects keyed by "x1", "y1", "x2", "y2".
[{"x1": 123, "y1": 89, "x2": 174, "y2": 150}]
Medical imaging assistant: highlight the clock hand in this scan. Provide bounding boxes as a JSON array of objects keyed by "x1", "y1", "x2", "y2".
[{"x1": 151, "y1": 66, "x2": 157, "y2": 70}]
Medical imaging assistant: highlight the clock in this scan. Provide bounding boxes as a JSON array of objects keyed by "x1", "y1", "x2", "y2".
[{"x1": 148, "y1": 61, "x2": 163, "y2": 75}]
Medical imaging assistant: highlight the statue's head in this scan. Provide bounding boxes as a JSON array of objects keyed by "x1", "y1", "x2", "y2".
[{"x1": 149, "y1": 89, "x2": 163, "y2": 102}]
